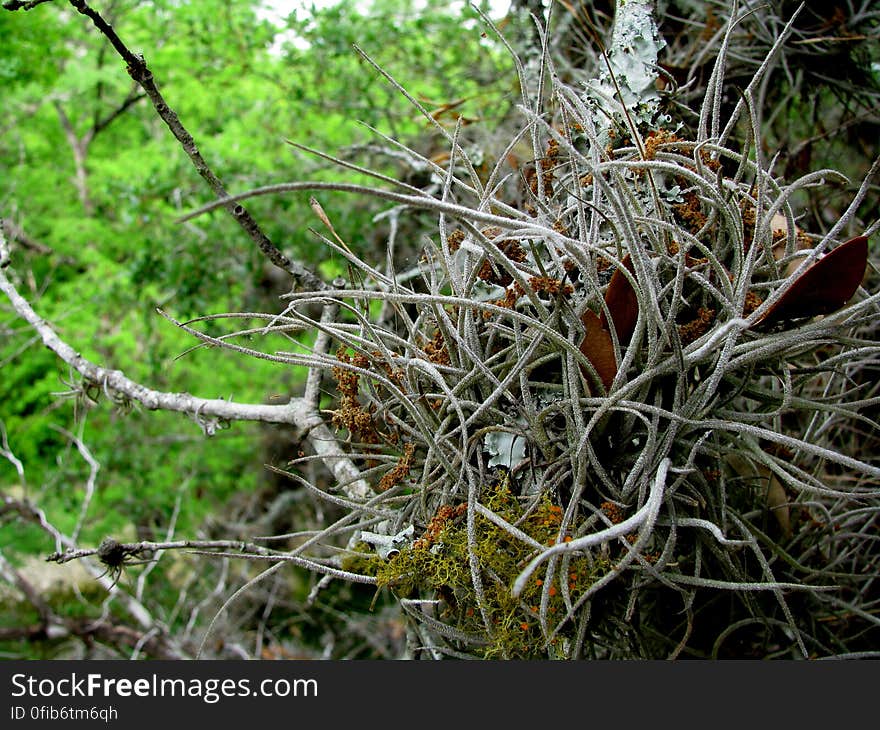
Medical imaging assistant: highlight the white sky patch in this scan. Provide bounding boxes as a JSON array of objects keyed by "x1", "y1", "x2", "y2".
[{"x1": 258, "y1": 1, "x2": 513, "y2": 51}]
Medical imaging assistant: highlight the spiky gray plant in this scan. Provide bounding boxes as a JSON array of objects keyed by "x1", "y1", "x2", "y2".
[{"x1": 183, "y1": 3, "x2": 879, "y2": 658}]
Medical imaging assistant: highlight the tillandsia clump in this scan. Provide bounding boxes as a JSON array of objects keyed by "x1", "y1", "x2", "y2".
[{"x1": 181, "y1": 3, "x2": 879, "y2": 658}]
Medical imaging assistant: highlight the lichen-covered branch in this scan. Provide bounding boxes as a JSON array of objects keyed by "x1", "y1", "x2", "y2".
[
  {"x1": 0, "y1": 255, "x2": 369, "y2": 500},
  {"x1": 585, "y1": 0, "x2": 665, "y2": 142}
]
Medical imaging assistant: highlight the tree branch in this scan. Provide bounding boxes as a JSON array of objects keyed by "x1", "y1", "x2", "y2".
[
  {"x1": 89, "y1": 85, "x2": 146, "y2": 141},
  {"x1": 64, "y1": 0, "x2": 327, "y2": 292},
  {"x1": 2, "y1": 0, "x2": 55, "y2": 10},
  {"x1": 54, "y1": 100, "x2": 94, "y2": 215},
  {"x1": 0, "y1": 218, "x2": 55, "y2": 256},
  {"x1": 0, "y1": 505, "x2": 188, "y2": 659},
  {"x1": 0, "y1": 247, "x2": 370, "y2": 499}
]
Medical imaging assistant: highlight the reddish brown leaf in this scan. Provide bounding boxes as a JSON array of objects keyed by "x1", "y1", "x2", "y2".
[
  {"x1": 601, "y1": 254, "x2": 638, "y2": 344},
  {"x1": 579, "y1": 310, "x2": 617, "y2": 391},
  {"x1": 753, "y1": 235, "x2": 868, "y2": 329}
]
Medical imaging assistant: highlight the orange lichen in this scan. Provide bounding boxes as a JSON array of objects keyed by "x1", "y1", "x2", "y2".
[
  {"x1": 678, "y1": 307, "x2": 716, "y2": 345},
  {"x1": 377, "y1": 442, "x2": 416, "y2": 492},
  {"x1": 601, "y1": 501, "x2": 625, "y2": 525},
  {"x1": 424, "y1": 329, "x2": 451, "y2": 366},
  {"x1": 529, "y1": 276, "x2": 574, "y2": 297},
  {"x1": 412, "y1": 502, "x2": 468, "y2": 550}
]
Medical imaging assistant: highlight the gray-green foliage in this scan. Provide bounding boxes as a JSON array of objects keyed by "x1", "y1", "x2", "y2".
[
  {"x1": 2, "y1": 1, "x2": 878, "y2": 659},
  {"x1": 200, "y1": 2, "x2": 878, "y2": 658}
]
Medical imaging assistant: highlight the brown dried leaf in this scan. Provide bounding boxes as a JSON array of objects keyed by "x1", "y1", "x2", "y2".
[
  {"x1": 753, "y1": 235, "x2": 868, "y2": 329},
  {"x1": 579, "y1": 310, "x2": 617, "y2": 391},
  {"x1": 600, "y1": 254, "x2": 638, "y2": 344}
]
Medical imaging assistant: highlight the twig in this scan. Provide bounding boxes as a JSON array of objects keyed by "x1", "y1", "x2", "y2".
[
  {"x1": 63, "y1": 0, "x2": 326, "y2": 291},
  {"x1": 0, "y1": 263, "x2": 369, "y2": 498}
]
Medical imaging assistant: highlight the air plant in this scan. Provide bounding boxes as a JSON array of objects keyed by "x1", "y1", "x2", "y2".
[{"x1": 179, "y1": 2, "x2": 879, "y2": 658}]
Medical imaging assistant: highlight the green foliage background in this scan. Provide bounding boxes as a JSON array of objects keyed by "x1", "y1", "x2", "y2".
[{"x1": 0, "y1": 0, "x2": 512, "y2": 657}]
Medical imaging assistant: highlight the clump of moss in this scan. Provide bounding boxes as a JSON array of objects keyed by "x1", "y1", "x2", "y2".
[{"x1": 367, "y1": 478, "x2": 611, "y2": 659}]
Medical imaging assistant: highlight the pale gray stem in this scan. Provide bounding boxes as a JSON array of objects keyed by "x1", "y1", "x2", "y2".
[{"x1": 0, "y1": 263, "x2": 369, "y2": 501}]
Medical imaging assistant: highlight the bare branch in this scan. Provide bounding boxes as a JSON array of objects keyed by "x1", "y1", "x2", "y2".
[
  {"x1": 89, "y1": 85, "x2": 146, "y2": 140},
  {"x1": 50, "y1": 425, "x2": 100, "y2": 543},
  {"x1": 0, "y1": 218, "x2": 54, "y2": 256},
  {"x1": 0, "y1": 418, "x2": 27, "y2": 490},
  {"x1": 54, "y1": 100, "x2": 94, "y2": 215},
  {"x1": 2, "y1": 0, "x2": 55, "y2": 10},
  {"x1": 0, "y1": 257, "x2": 370, "y2": 499},
  {"x1": 0, "y1": 502, "x2": 188, "y2": 659},
  {"x1": 64, "y1": 0, "x2": 326, "y2": 291},
  {"x1": 47, "y1": 537, "x2": 378, "y2": 588}
]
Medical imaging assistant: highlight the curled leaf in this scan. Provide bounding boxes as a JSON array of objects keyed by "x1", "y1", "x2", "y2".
[
  {"x1": 600, "y1": 254, "x2": 638, "y2": 343},
  {"x1": 752, "y1": 235, "x2": 868, "y2": 329},
  {"x1": 579, "y1": 254, "x2": 639, "y2": 392},
  {"x1": 579, "y1": 310, "x2": 617, "y2": 391}
]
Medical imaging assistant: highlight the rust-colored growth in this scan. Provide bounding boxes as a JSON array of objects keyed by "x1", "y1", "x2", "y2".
[
  {"x1": 378, "y1": 442, "x2": 416, "y2": 492},
  {"x1": 536, "y1": 137, "x2": 560, "y2": 197},
  {"x1": 331, "y1": 405, "x2": 376, "y2": 439},
  {"x1": 743, "y1": 291, "x2": 763, "y2": 317},
  {"x1": 529, "y1": 276, "x2": 573, "y2": 297},
  {"x1": 674, "y1": 190, "x2": 708, "y2": 233},
  {"x1": 477, "y1": 235, "x2": 526, "y2": 286},
  {"x1": 501, "y1": 239, "x2": 527, "y2": 263},
  {"x1": 370, "y1": 350, "x2": 404, "y2": 387},
  {"x1": 332, "y1": 348, "x2": 360, "y2": 400},
  {"x1": 678, "y1": 307, "x2": 716, "y2": 345},
  {"x1": 490, "y1": 283, "x2": 525, "y2": 314},
  {"x1": 477, "y1": 258, "x2": 510, "y2": 285},
  {"x1": 752, "y1": 235, "x2": 869, "y2": 329},
  {"x1": 424, "y1": 329, "x2": 451, "y2": 366},
  {"x1": 525, "y1": 139, "x2": 559, "y2": 199},
  {"x1": 331, "y1": 349, "x2": 378, "y2": 443},
  {"x1": 698, "y1": 148, "x2": 722, "y2": 173},
  {"x1": 644, "y1": 129, "x2": 680, "y2": 161},
  {"x1": 447, "y1": 229, "x2": 465, "y2": 253},
  {"x1": 413, "y1": 502, "x2": 468, "y2": 550},
  {"x1": 601, "y1": 501, "x2": 625, "y2": 524}
]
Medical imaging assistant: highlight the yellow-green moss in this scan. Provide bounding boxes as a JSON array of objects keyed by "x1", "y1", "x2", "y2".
[{"x1": 364, "y1": 480, "x2": 611, "y2": 659}]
